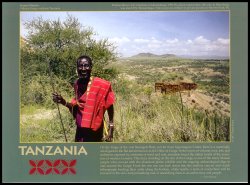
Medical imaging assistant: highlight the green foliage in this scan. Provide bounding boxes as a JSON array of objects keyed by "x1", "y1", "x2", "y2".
[
  {"x1": 20, "y1": 89, "x2": 230, "y2": 142},
  {"x1": 112, "y1": 77, "x2": 133, "y2": 100},
  {"x1": 20, "y1": 25, "x2": 230, "y2": 142},
  {"x1": 23, "y1": 15, "x2": 117, "y2": 80},
  {"x1": 20, "y1": 106, "x2": 76, "y2": 142},
  {"x1": 21, "y1": 14, "x2": 118, "y2": 106},
  {"x1": 160, "y1": 73, "x2": 181, "y2": 82},
  {"x1": 92, "y1": 63, "x2": 119, "y2": 81},
  {"x1": 112, "y1": 90, "x2": 230, "y2": 142},
  {"x1": 20, "y1": 76, "x2": 230, "y2": 143},
  {"x1": 20, "y1": 74, "x2": 73, "y2": 108}
]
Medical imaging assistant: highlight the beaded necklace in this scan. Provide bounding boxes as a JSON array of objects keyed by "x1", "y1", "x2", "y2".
[{"x1": 75, "y1": 76, "x2": 93, "y2": 108}]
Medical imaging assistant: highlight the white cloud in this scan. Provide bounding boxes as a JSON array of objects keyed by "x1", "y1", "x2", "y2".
[
  {"x1": 186, "y1": 40, "x2": 193, "y2": 44},
  {"x1": 109, "y1": 37, "x2": 130, "y2": 44},
  {"x1": 134, "y1": 38, "x2": 150, "y2": 43},
  {"x1": 194, "y1": 36, "x2": 210, "y2": 44},
  {"x1": 110, "y1": 35, "x2": 229, "y2": 57},
  {"x1": 166, "y1": 38, "x2": 179, "y2": 44},
  {"x1": 216, "y1": 38, "x2": 230, "y2": 45},
  {"x1": 147, "y1": 43, "x2": 161, "y2": 49},
  {"x1": 151, "y1": 38, "x2": 162, "y2": 44}
]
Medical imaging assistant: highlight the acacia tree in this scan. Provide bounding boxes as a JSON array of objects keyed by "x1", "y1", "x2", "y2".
[
  {"x1": 21, "y1": 15, "x2": 118, "y2": 105},
  {"x1": 23, "y1": 15, "x2": 117, "y2": 82}
]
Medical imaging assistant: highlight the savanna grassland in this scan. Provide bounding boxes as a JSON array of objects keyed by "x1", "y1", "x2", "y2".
[
  {"x1": 21, "y1": 55, "x2": 230, "y2": 143},
  {"x1": 109, "y1": 56, "x2": 230, "y2": 142},
  {"x1": 19, "y1": 14, "x2": 230, "y2": 143}
]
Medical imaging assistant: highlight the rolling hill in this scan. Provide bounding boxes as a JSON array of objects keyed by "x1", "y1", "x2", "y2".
[{"x1": 130, "y1": 52, "x2": 176, "y2": 58}]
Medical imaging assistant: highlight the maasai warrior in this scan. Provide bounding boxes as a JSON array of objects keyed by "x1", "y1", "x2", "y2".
[{"x1": 52, "y1": 55, "x2": 115, "y2": 142}]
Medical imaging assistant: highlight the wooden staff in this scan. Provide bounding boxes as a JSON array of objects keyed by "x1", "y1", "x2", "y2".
[{"x1": 48, "y1": 59, "x2": 68, "y2": 142}]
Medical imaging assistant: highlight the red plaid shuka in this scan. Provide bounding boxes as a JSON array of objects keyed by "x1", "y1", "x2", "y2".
[{"x1": 70, "y1": 77, "x2": 115, "y2": 131}]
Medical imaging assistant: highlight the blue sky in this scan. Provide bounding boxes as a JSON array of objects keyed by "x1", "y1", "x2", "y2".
[{"x1": 21, "y1": 11, "x2": 229, "y2": 57}]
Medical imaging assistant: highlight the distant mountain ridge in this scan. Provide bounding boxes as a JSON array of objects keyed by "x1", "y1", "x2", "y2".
[
  {"x1": 178, "y1": 55, "x2": 229, "y2": 60},
  {"x1": 130, "y1": 52, "x2": 176, "y2": 58},
  {"x1": 129, "y1": 52, "x2": 229, "y2": 60}
]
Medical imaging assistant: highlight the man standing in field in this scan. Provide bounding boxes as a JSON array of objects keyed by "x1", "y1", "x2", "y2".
[{"x1": 52, "y1": 55, "x2": 115, "y2": 142}]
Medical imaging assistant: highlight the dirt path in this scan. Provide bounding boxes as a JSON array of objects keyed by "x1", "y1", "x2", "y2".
[{"x1": 181, "y1": 90, "x2": 230, "y2": 116}]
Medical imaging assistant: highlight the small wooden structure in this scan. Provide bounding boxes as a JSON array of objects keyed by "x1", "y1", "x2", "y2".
[{"x1": 155, "y1": 82, "x2": 197, "y2": 94}]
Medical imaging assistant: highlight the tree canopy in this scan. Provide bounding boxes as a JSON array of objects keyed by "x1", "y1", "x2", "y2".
[{"x1": 21, "y1": 15, "x2": 118, "y2": 106}]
